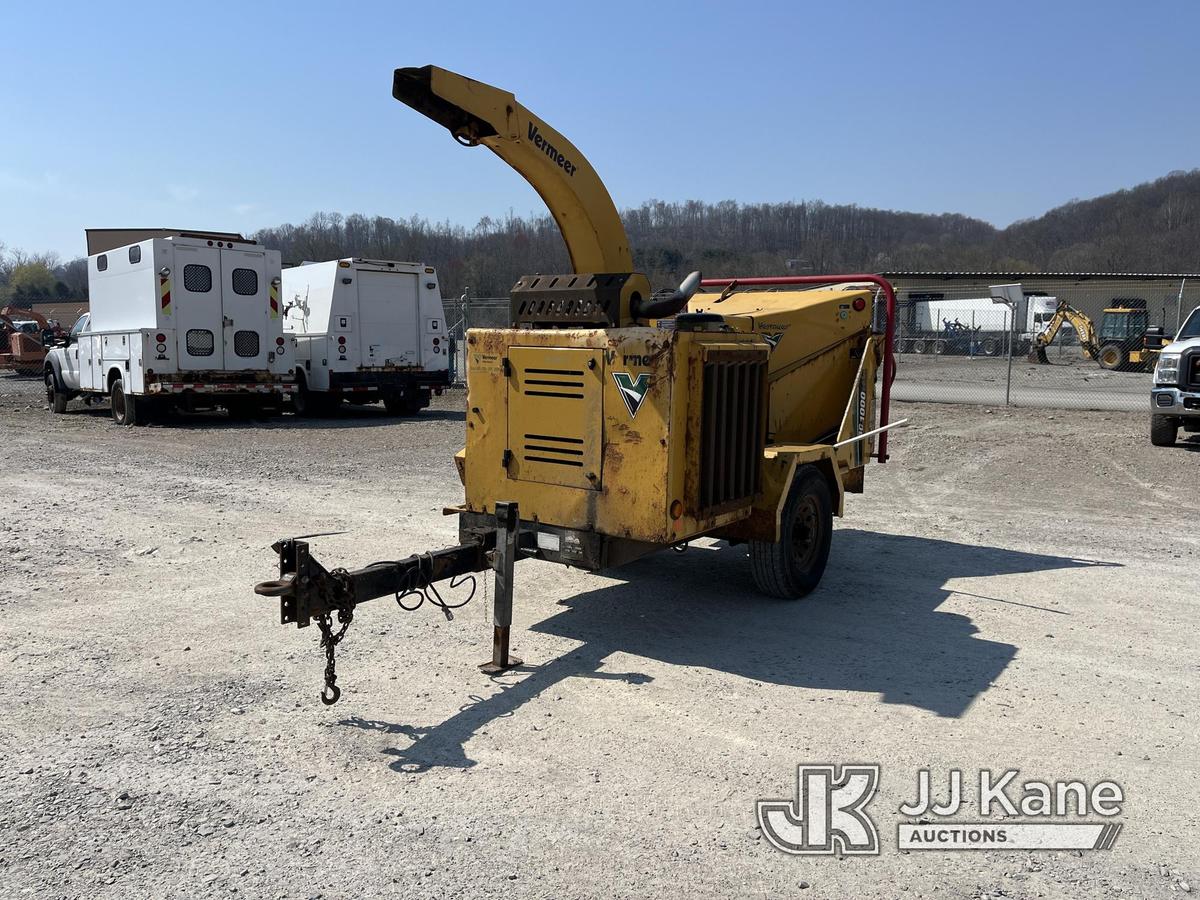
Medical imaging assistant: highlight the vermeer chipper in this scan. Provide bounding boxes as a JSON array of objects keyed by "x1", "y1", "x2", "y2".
[{"x1": 254, "y1": 65, "x2": 900, "y2": 704}]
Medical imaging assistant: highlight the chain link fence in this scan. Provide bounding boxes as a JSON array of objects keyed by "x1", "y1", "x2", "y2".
[
  {"x1": 440, "y1": 295, "x2": 509, "y2": 385},
  {"x1": 884, "y1": 274, "x2": 1200, "y2": 411},
  {"x1": 441, "y1": 276, "x2": 1200, "y2": 410}
]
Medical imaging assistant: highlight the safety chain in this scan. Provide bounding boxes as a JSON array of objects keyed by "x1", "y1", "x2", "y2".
[{"x1": 315, "y1": 568, "x2": 355, "y2": 706}]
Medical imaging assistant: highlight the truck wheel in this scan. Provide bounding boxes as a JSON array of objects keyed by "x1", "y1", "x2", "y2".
[
  {"x1": 749, "y1": 466, "x2": 833, "y2": 599},
  {"x1": 1150, "y1": 415, "x2": 1178, "y2": 447},
  {"x1": 110, "y1": 376, "x2": 141, "y2": 427},
  {"x1": 912, "y1": 339, "x2": 927, "y2": 355},
  {"x1": 1098, "y1": 344, "x2": 1125, "y2": 370},
  {"x1": 292, "y1": 377, "x2": 332, "y2": 417},
  {"x1": 45, "y1": 370, "x2": 68, "y2": 413},
  {"x1": 933, "y1": 339, "x2": 947, "y2": 355}
]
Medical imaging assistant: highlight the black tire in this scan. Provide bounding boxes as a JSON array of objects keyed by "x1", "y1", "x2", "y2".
[
  {"x1": 110, "y1": 376, "x2": 141, "y2": 427},
  {"x1": 1150, "y1": 415, "x2": 1178, "y2": 447},
  {"x1": 292, "y1": 376, "x2": 332, "y2": 417},
  {"x1": 912, "y1": 339, "x2": 927, "y2": 355},
  {"x1": 981, "y1": 338, "x2": 999, "y2": 357},
  {"x1": 1098, "y1": 344, "x2": 1125, "y2": 370},
  {"x1": 45, "y1": 369, "x2": 68, "y2": 413},
  {"x1": 749, "y1": 467, "x2": 834, "y2": 599},
  {"x1": 933, "y1": 339, "x2": 947, "y2": 355},
  {"x1": 383, "y1": 390, "x2": 426, "y2": 416}
]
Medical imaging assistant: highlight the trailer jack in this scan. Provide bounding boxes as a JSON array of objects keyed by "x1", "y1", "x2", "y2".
[{"x1": 254, "y1": 502, "x2": 526, "y2": 704}]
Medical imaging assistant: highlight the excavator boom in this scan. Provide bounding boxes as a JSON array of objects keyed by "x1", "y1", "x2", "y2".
[
  {"x1": 1031, "y1": 301, "x2": 1099, "y2": 362},
  {"x1": 392, "y1": 66, "x2": 633, "y2": 274}
]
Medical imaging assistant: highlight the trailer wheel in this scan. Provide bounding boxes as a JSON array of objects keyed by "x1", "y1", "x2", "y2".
[
  {"x1": 749, "y1": 466, "x2": 833, "y2": 599},
  {"x1": 981, "y1": 338, "x2": 999, "y2": 357},
  {"x1": 1150, "y1": 415, "x2": 1178, "y2": 447},
  {"x1": 45, "y1": 369, "x2": 68, "y2": 413},
  {"x1": 110, "y1": 376, "x2": 142, "y2": 427},
  {"x1": 1098, "y1": 344, "x2": 1125, "y2": 370},
  {"x1": 934, "y1": 339, "x2": 947, "y2": 355},
  {"x1": 912, "y1": 339, "x2": 927, "y2": 355}
]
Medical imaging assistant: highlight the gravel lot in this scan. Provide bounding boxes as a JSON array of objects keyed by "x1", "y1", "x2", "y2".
[{"x1": 2, "y1": 371, "x2": 1197, "y2": 899}]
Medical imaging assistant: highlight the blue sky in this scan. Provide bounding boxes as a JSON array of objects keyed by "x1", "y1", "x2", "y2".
[{"x1": 2, "y1": 0, "x2": 1197, "y2": 258}]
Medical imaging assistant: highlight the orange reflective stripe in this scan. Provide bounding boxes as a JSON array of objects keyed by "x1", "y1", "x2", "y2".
[{"x1": 159, "y1": 277, "x2": 172, "y2": 315}]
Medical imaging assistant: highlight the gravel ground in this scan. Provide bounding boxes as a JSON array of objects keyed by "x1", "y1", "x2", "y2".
[{"x1": 1, "y1": 371, "x2": 1197, "y2": 899}]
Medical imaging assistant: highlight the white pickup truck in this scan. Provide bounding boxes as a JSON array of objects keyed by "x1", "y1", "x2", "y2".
[
  {"x1": 1150, "y1": 305, "x2": 1200, "y2": 446},
  {"x1": 44, "y1": 231, "x2": 295, "y2": 425},
  {"x1": 282, "y1": 258, "x2": 449, "y2": 415}
]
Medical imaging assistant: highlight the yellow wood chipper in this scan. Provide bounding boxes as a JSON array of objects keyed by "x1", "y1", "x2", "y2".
[{"x1": 254, "y1": 65, "x2": 900, "y2": 704}]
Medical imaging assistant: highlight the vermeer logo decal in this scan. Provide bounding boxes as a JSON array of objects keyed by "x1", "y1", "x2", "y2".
[
  {"x1": 762, "y1": 332, "x2": 783, "y2": 351},
  {"x1": 527, "y1": 122, "x2": 577, "y2": 176},
  {"x1": 612, "y1": 371, "x2": 651, "y2": 418}
]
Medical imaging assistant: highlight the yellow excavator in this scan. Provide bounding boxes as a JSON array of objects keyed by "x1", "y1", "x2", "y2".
[
  {"x1": 1030, "y1": 299, "x2": 1157, "y2": 370},
  {"x1": 254, "y1": 66, "x2": 900, "y2": 704}
]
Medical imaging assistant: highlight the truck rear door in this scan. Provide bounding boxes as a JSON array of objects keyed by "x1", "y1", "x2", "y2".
[
  {"x1": 356, "y1": 269, "x2": 420, "y2": 367},
  {"x1": 174, "y1": 245, "x2": 224, "y2": 369},
  {"x1": 221, "y1": 248, "x2": 271, "y2": 370}
]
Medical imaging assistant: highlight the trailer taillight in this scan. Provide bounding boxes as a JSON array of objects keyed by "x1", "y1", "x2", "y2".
[
  {"x1": 433, "y1": 338, "x2": 440, "y2": 346},
  {"x1": 337, "y1": 336, "x2": 346, "y2": 345},
  {"x1": 156, "y1": 333, "x2": 166, "y2": 342},
  {"x1": 276, "y1": 337, "x2": 285, "y2": 346},
  {"x1": 853, "y1": 298, "x2": 866, "y2": 311}
]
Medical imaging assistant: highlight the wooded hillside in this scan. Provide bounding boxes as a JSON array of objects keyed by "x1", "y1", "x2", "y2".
[{"x1": 5, "y1": 169, "x2": 1198, "y2": 303}]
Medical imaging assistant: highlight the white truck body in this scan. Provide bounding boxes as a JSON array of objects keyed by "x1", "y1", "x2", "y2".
[
  {"x1": 914, "y1": 295, "x2": 1061, "y2": 336},
  {"x1": 282, "y1": 258, "x2": 449, "y2": 413},
  {"x1": 46, "y1": 234, "x2": 295, "y2": 420}
]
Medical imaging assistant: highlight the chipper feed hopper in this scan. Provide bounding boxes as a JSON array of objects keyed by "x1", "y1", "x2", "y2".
[{"x1": 254, "y1": 66, "x2": 899, "y2": 704}]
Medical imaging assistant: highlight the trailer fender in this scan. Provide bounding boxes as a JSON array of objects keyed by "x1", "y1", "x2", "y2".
[{"x1": 712, "y1": 445, "x2": 844, "y2": 544}]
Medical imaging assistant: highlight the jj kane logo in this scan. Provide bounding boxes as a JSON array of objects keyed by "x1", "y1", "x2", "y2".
[
  {"x1": 612, "y1": 371, "x2": 651, "y2": 418},
  {"x1": 758, "y1": 765, "x2": 1125, "y2": 856}
]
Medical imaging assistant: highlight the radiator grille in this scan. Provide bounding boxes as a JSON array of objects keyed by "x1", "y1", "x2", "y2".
[
  {"x1": 186, "y1": 329, "x2": 214, "y2": 356},
  {"x1": 1187, "y1": 351, "x2": 1200, "y2": 390},
  {"x1": 234, "y1": 330, "x2": 260, "y2": 357},
  {"x1": 699, "y1": 357, "x2": 766, "y2": 511}
]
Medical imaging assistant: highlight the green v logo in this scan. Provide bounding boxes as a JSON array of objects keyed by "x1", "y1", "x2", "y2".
[
  {"x1": 763, "y1": 332, "x2": 782, "y2": 350},
  {"x1": 612, "y1": 371, "x2": 651, "y2": 418}
]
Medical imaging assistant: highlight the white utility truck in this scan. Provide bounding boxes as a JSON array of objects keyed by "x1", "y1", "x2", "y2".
[
  {"x1": 281, "y1": 258, "x2": 449, "y2": 415},
  {"x1": 44, "y1": 230, "x2": 295, "y2": 425}
]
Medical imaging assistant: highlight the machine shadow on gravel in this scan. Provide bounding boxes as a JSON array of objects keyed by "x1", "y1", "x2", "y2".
[
  {"x1": 341, "y1": 529, "x2": 1118, "y2": 772},
  {"x1": 66, "y1": 403, "x2": 465, "y2": 429}
]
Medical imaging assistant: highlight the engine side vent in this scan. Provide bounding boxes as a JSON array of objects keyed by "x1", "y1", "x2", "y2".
[
  {"x1": 699, "y1": 354, "x2": 767, "y2": 511},
  {"x1": 507, "y1": 346, "x2": 603, "y2": 490}
]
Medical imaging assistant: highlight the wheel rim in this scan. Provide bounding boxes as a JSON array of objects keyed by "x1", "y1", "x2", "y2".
[
  {"x1": 791, "y1": 495, "x2": 822, "y2": 572},
  {"x1": 1100, "y1": 348, "x2": 1120, "y2": 367}
]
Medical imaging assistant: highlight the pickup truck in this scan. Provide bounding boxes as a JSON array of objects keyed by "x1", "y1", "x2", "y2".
[
  {"x1": 1150, "y1": 305, "x2": 1200, "y2": 446},
  {"x1": 45, "y1": 231, "x2": 295, "y2": 424}
]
